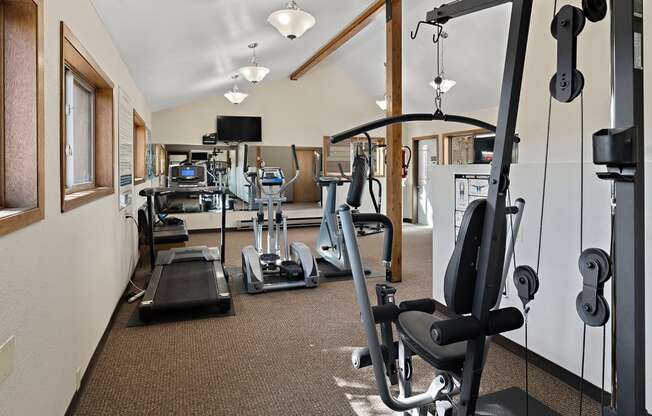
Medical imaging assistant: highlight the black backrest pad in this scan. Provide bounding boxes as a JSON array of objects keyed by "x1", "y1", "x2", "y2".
[
  {"x1": 444, "y1": 199, "x2": 507, "y2": 315},
  {"x1": 346, "y1": 155, "x2": 368, "y2": 208}
]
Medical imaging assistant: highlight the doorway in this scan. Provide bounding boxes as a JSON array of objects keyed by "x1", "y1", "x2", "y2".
[
  {"x1": 293, "y1": 148, "x2": 321, "y2": 204},
  {"x1": 412, "y1": 136, "x2": 439, "y2": 226}
]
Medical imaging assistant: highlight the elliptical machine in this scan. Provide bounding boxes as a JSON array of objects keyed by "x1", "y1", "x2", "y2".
[
  {"x1": 316, "y1": 154, "x2": 368, "y2": 277},
  {"x1": 241, "y1": 144, "x2": 319, "y2": 294}
]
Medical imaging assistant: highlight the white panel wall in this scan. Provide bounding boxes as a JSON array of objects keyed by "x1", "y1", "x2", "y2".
[
  {"x1": 428, "y1": 0, "x2": 651, "y2": 409},
  {"x1": 0, "y1": 1, "x2": 151, "y2": 415}
]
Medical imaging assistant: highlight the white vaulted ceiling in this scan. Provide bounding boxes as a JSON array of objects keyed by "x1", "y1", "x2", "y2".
[{"x1": 91, "y1": 0, "x2": 510, "y2": 113}]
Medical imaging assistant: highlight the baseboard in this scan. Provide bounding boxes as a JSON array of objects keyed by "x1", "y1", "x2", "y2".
[
  {"x1": 64, "y1": 273, "x2": 135, "y2": 416},
  {"x1": 432, "y1": 300, "x2": 611, "y2": 405}
]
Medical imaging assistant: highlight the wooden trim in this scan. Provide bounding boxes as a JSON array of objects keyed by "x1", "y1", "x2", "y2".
[
  {"x1": 290, "y1": 0, "x2": 385, "y2": 80},
  {"x1": 132, "y1": 109, "x2": 146, "y2": 182},
  {"x1": 62, "y1": 186, "x2": 113, "y2": 213},
  {"x1": 0, "y1": 0, "x2": 45, "y2": 236},
  {"x1": 385, "y1": 0, "x2": 402, "y2": 282},
  {"x1": 61, "y1": 23, "x2": 113, "y2": 88},
  {"x1": 60, "y1": 22, "x2": 115, "y2": 212}
]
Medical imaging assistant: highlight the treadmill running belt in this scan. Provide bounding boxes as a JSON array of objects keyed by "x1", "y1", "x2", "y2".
[{"x1": 154, "y1": 261, "x2": 218, "y2": 309}]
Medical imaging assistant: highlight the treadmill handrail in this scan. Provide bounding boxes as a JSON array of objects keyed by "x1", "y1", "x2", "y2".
[{"x1": 139, "y1": 186, "x2": 224, "y2": 197}]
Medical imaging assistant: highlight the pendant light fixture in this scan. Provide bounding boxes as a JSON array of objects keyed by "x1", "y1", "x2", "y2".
[
  {"x1": 430, "y1": 32, "x2": 456, "y2": 94},
  {"x1": 376, "y1": 95, "x2": 387, "y2": 111},
  {"x1": 224, "y1": 75, "x2": 248, "y2": 104},
  {"x1": 239, "y1": 43, "x2": 270, "y2": 84},
  {"x1": 376, "y1": 63, "x2": 388, "y2": 111},
  {"x1": 268, "y1": 0, "x2": 316, "y2": 40}
]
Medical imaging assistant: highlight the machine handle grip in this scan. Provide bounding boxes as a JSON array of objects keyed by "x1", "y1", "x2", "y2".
[
  {"x1": 243, "y1": 144, "x2": 249, "y2": 173},
  {"x1": 351, "y1": 213, "x2": 393, "y2": 266},
  {"x1": 429, "y1": 307, "x2": 524, "y2": 346},
  {"x1": 291, "y1": 144, "x2": 299, "y2": 170}
]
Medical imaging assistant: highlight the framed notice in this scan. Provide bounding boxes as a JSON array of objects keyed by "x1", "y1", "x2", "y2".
[
  {"x1": 118, "y1": 88, "x2": 133, "y2": 210},
  {"x1": 454, "y1": 174, "x2": 489, "y2": 238}
]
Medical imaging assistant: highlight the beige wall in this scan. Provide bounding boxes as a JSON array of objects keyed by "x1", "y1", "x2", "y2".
[
  {"x1": 0, "y1": 0, "x2": 152, "y2": 415},
  {"x1": 152, "y1": 63, "x2": 385, "y2": 147},
  {"x1": 427, "y1": 0, "x2": 651, "y2": 407}
]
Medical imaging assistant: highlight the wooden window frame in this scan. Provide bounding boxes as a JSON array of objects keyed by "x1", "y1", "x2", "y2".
[
  {"x1": 60, "y1": 22, "x2": 115, "y2": 212},
  {"x1": 133, "y1": 110, "x2": 146, "y2": 184},
  {"x1": 0, "y1": 0, "x2": 45, "y2": 236}
]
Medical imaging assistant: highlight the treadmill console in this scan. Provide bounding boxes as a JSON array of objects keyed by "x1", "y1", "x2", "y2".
[{"x1": 170, "y1": 164, "x2": 208, "y2": 187}]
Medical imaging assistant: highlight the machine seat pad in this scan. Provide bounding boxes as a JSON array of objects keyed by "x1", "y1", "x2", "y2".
[{"x1": 397, "y1": 311, "x2": 466, "y2": 371}]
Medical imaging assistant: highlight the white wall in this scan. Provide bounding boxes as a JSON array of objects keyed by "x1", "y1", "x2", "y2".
[
  {"x1": 428, "y1": 0, "x2": 651, "y2": 409},
  {"x1": 0, "y1": 1, "x2": 151, "y2": 415},
  {"x1": 152, "y1": 63, "x2": 385, "y2": 147}
]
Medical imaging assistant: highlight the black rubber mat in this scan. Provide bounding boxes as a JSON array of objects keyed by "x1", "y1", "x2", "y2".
[
  {"x1": 475, "y1": 387, "x2": 561, "y2": 416},
  {"x1": 126, "y1": 299, "x2": 234, "y2": 327}
]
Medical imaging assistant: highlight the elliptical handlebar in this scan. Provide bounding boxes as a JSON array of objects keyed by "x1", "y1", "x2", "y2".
[{"x1": 254, "y1": 144, "x2": 300, "y2": 198}]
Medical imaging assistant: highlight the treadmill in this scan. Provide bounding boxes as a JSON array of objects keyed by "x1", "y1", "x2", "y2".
[{"x1": 138, "y1": 187, "x2": 232, "y2": 321}]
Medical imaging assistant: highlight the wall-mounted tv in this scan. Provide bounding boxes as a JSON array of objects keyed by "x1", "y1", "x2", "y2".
[{"x1": 216, "y1": 115, "x2": 262, "y2": 142}]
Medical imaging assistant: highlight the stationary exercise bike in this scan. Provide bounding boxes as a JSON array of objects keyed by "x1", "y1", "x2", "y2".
[
  {"x1": 241, "y1": 145, "x2": 319, "y2": 293},
  {"x1": 315, "y1": 154, "x2": 368, "y2": 277}
]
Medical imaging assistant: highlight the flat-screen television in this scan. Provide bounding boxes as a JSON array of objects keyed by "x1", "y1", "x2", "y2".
[{"x1": 216, "y1": 116, "x2": 262, "y2": 142}]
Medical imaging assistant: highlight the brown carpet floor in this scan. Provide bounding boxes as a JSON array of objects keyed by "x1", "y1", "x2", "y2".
[{"x1": 72, "y1": 225, "x2": 599, "y2": 416}]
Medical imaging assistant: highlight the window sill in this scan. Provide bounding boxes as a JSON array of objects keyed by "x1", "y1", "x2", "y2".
[
  {"x1": 62, "y1": 186, "x2": 114, "y2": 212},
  {"x1": 134, "y1": 178, "x2": 145, "y2": 185},
  {"x1": 0, "y1": 206, "x2": 44, "y2": 237}
]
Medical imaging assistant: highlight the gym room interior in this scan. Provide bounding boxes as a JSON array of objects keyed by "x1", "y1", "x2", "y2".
[{"x1": 0, "y1": 0, "x2": 649, "y2": 415}]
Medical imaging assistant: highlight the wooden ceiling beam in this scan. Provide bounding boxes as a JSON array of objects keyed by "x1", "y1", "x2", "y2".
[{"x1": 289, "y1": 0, "x2": 385, "y2": 81}]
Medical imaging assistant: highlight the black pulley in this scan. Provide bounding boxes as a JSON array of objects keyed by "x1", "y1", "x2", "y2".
[
  {"x1": 550, "y1": 5, "x2": 586, "y2": 103},
  {"x1": 576, "y1": 292, "x2": 610, "y2": 327},
  {"x1": 576, "y1": 247, "x2": 611, "y2": 327},
  {"x1": 513, "y1": 265, "x2": 539, "y2": 308},
  {"x1": 582, "y1": 0, "x2": 607, "y2": 23}
]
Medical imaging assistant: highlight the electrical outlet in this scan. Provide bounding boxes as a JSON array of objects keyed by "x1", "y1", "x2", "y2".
[
  {"x1": 0, "y1": 336, "x2": 15, "y2": 385},
  {"x1": 75, "y1": 367, "x2": 83, "y2": 391}
]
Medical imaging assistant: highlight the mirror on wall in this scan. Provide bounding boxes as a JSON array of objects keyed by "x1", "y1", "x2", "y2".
[{"x1": 159, "y1": 144, "x2": 322, "y2": 214}]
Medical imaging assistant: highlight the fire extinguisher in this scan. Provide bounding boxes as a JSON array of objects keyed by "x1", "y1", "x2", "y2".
[{"x1": 401, "y1": 146, "x2": 412, "y2": 179}]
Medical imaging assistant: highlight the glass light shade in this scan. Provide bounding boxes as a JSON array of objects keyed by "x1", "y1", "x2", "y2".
[
  {"x1": 268, "y1": 8, "x2": 316, "y2": 40},
  {"x1": 376, "y1": 98, "x2": 387, "y2": 111},
  {"x1": 224, "y1": 89, "x2": 248, "y2": 104},
  {"x1": 429, "y1": 78, "x2": 457, "y2": 93},
  {"x1": 239, "y1": 65, "x2": 270, "y2": 83}
]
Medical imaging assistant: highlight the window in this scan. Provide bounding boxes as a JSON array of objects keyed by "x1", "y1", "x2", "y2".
[
  {"x1": 133, "y1": 110, "x2": 146, "y2": 184},
  {"x1": 64, "y1": 69, "x2": 95, "y2": 193},
  {"x1": 441, "y1": 130, "x2": 519, "y2": 165},
  {"x1": 0, "y1": 0, "x2": 45, "y2": 236},
  {"x1": 322, "y1": 136, "x2": 386, "y2": 177},
  {"x1": 60, "y1": 23, "x2": 115, "y2": 212}
]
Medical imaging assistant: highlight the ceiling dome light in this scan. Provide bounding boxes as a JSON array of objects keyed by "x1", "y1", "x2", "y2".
[
  {"x1": 268, "y1": 0, "x2": 316, "y2": 40},
  {"x1": 224, "y1": 75, "x2": 248, "y2": 104},
  {"x1": 429, "y1": 77, "x2": 457, "y2": 93},
  {"x1": 239, "y1": 43, "x2": 270, "y2": 83}
]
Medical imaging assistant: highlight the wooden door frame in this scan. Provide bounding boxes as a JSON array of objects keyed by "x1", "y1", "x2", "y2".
[
  {"x1": 410, "y1": 134, "x2": 439, "y2": 224},
  {"x1": 292, "y1": 146, "x2": 322, "y2": 204}
]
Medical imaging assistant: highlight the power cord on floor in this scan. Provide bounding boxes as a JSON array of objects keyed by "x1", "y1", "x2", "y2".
[{"x1": 124, "y1": 214, "x2": 146, "y2": 302}]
